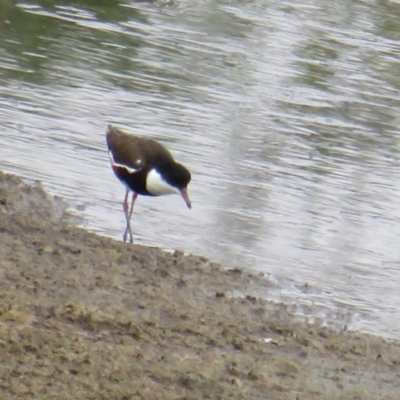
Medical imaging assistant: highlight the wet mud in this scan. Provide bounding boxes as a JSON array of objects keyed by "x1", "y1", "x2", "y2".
[{"x1": 0, "y1": 170, "x2": 399, "y2": 399}]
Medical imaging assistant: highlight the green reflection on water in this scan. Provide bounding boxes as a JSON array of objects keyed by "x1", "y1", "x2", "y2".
[{"x1": 0, "y1": 0, "x2": 144, "y2": 84}]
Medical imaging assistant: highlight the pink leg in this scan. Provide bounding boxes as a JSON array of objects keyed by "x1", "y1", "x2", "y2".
[
  {"x1": 123, "y1": 192, "x2": 138, "y2": 243},
  {"x1": 122, "y1": 190, "x2": 129, "y2": 219}
]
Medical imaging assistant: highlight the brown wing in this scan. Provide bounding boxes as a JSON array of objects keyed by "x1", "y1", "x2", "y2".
[{"x1": 106, "y1": 125, "x2": 174, "y2": 170}]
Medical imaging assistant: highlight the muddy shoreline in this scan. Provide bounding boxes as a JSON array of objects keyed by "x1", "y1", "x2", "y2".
[{"x1": 0, "y1": 169, "x2": 399, "y2": 399}]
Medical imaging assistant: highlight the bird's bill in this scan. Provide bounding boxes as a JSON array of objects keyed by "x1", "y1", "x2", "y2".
[{"x1": 180, "y1": 188, "x2": 192, "y2": 209}]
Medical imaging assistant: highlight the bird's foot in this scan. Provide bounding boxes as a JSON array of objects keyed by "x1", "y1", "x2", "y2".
[{"x1": 123, "y1": 230, "x2": 133, "y2": 243}]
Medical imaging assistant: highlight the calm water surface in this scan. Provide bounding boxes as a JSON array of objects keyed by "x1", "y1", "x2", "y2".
[{"x1": 1, "y1": 0, "x2": 400, "y2": 338}]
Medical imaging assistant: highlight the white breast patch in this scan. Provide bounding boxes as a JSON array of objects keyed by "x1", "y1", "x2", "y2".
[{"x1": 146, "y1": 169, "x2": 179, "y2": 196}]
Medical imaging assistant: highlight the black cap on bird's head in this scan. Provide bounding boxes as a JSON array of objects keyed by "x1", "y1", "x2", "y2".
[{"x1": 164, "y1": 163, "x2": 192, "y2": 209}]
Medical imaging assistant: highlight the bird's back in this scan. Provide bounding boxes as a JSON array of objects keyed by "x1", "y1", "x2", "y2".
[{"x1": 106, "y1": 125, "x2": 174, "y2": 170}]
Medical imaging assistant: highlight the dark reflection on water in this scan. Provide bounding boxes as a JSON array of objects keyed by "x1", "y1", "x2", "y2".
[{"x1": 1, "y1": 0, "x2": 400, "y2": 338}]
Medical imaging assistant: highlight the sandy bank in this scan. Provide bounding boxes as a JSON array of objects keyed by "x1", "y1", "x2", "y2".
[{"x1": 0, "y1": 170, "x2": 399, "y2": 400}]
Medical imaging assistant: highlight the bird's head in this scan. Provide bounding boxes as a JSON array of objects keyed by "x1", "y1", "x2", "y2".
[{"x1": 163, "y1": 163, "x2": 192, "y2": 209}]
